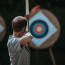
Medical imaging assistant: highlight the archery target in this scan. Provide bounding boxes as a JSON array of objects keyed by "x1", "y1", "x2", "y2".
[
  {"x1": 26, "y1": 9, "x2": 60, "y2": 49},
  {"x1": 0, "y1": 16, "x2": 6, "y2": 41},
  {"x1": 30, "y1": 20, "x2": 48, "y2": 38},
  {"x1": 0, "y1": 24, "x2": 4, "y2": 33}
]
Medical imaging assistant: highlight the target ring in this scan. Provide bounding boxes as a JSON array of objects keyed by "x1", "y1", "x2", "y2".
[
  {"x1": 34, "y1": 24, "x2": 44, "y2": 33},
  {"x1": 30, "y1": 20, "x2": 48, "y2": 38}
]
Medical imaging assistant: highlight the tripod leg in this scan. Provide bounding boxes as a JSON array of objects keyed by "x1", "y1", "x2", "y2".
[{"x1": 49, "y1": 48, "x2": 56, "y2": 65}]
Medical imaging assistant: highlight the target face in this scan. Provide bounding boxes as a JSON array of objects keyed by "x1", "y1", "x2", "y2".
[
  {"x1": 0, "y1": 24, "x2": 4, "y2": 33},
  {"x1": 26, "y1": 10, "x2": 60, "y2": 49},
  {"x1": 30, "y1": 20, "x2": 48, "y2": 38},
  {"x1": 0, "y1": 16, "x2": 6, "y2": 41}
]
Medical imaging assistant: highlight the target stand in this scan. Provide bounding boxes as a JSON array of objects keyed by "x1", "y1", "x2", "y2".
[{"x1": 26, "y1": 9, "x2": 60, "y2": 65}]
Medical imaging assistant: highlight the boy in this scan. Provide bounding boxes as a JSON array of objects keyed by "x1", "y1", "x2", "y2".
[{"x1": 7, "y1": 16, "x2": 32, "y2": 65}]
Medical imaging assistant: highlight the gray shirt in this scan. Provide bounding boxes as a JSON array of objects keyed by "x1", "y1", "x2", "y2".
[{"x1": 7, "y1": 35, "x2": 30, "y2": 65}]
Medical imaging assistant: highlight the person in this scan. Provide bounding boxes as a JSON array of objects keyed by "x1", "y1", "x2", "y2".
[{"x1": 7, "y1": 16, "x2": 33, "y2": 65}]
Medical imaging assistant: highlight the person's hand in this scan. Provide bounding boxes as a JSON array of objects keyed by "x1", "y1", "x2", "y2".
[
  {"x1": 20, "y1": 36, "x2": 33, "y2": 45},
  {"x1": 25, "y1": 15, "x2": 29, "y2": 21}
]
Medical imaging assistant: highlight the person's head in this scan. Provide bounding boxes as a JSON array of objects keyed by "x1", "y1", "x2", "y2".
[{"x1": 12, "y1": 16, "x2": 27, "y2": 37}]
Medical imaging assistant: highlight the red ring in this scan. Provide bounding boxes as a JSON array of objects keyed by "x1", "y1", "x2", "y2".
[{"x1": 34, "y1": 24, "x2": 44, "y2": 34}]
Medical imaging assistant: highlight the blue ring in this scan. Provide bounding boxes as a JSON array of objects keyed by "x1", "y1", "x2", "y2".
[{"x1": 30, "y1": 20, "x2": 48, "y2": 38}]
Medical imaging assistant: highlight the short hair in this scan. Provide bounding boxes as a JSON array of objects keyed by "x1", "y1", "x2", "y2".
[{"x1": 12, "y1": 16, "x2": 27, "y2": 32}]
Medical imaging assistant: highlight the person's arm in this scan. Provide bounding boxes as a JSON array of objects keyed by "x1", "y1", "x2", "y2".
[{"x1": 20, "y1": 36, "x2": 33, "y2": 45}]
